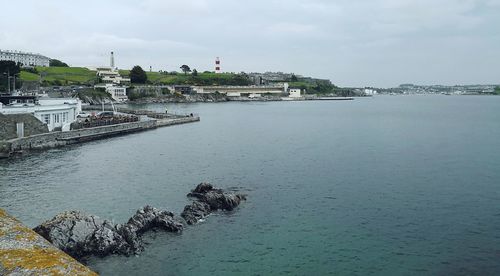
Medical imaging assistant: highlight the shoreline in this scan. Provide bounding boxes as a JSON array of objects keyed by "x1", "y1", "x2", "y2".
[{"x1": 91, "y1": 95, "x2": 356, "y2": 105}]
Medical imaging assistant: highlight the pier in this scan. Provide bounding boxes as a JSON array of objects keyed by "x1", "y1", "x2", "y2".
[{"x1": 0, "y1": 114, "x2": 200, "y2": 158}]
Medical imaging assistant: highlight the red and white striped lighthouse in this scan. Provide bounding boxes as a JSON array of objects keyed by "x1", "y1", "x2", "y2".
[{"x1": 215, "y1": 57, "x2": 221, "y2": 74}]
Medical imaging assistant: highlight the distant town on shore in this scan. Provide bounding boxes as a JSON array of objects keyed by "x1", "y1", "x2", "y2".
[
  {"x1": 1, "y1": 48, "x2": 500, "y2": 156},
  {"x1": 2, "y1": 49, "x2": 499, "y2": 105}
]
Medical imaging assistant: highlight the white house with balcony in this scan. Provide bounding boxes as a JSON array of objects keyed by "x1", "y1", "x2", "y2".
[
  {"x1": 89, "y1": 67, "x2": 131, "y2": 85},
  {"x1": 93, "y1": 83, "x2": 128, "y2": 102},
  {"x1": 106, "y1": 85, "x2": 128, "y2": 102}
]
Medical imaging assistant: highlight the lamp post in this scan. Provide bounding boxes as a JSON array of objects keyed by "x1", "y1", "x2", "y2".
[
  {"x1": 12, "y1": 73, "x2": 19, "y2": 92},
  {"x1": 2, "y1": 69, "x2": 10, "y2": 94}
]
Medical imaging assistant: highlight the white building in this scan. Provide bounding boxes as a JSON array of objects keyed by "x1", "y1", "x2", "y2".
[
  {"x1": 0, "y1": 49, "x2": 50, "y2": 67},
  {"x1": 364, "y1": 89, "x2": 378, "y2": 96},
  {"x1": 0, "y1": 98, "x2": 82, "y2": 131},
  {"x1": 105, "y1": 84, "x2": 128, "y2": 102},
  {"x1": 194, "y1": 83, "x2": 288, "y2": 97},
  {"x1": 92, "y1": 67, "x2": 131, "y2": 85},
  {"x1": 93, "y1": 83, "x2": 128, "y2": 102},
  {"x1": 289, "y1": 88, "x2": 302, "y2": 98}
]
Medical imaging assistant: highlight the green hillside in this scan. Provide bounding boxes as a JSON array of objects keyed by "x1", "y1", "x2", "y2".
[
  {"x1": 20, "y1": 66, "x2": 98, "y2": 86},
  {"x1": 288, "y1": 79, "x2": 338, "y2": 94},
  {"x1": 19, "y1": 71, "x2": 39, "y2": 81},
  {"x1": 118, "y1": 70, "x2": 250, "y2": 86},
  {"x1": 19, "y1": 66, "x2": 250, "y2": 86}
]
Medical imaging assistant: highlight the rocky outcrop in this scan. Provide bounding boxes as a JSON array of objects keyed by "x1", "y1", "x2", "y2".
[
  {"x1": 181, "y1": 183, "x2": 246, "y2": 224},
  {"x1": 32, "y1": 184, "x2": 246, "y2": 260},
  {"x1": 33, "y1": 206, "x2": 183, "y2": 259},
  {"x1": 117, "y1": 206, "x2": 183, "y2": 252},
  {"x1": 181, "y1": 201, "x2": 211, "y2": 225}
]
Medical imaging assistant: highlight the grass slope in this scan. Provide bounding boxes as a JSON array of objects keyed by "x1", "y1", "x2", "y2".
[
  {"x1": 118, "y1": 70, "x2": 238, "y2": 85},
  {"x1": 20, "y1": 67, "x2": 98, "y2": 85}
]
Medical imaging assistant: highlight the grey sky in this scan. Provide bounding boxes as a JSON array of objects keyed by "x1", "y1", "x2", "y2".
[{"x1": 1, "y1": 0, "x2": 499, "y2": 87}]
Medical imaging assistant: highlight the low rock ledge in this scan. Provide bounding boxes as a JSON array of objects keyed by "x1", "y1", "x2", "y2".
[{"x1": 181, "y1": 183, "x2": 246, "y2": 224}]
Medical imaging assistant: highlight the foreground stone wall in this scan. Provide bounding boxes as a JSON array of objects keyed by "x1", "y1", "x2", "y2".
[
  {"x1": 0, "y1": 209, "x2": 97, "y2": 275},
  {"x1": 0, "y1": 113, "x2": 49, "y2": 141}
]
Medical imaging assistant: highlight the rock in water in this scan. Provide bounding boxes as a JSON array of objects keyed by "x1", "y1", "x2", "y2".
[
  {"x1": 33, "y1": 211, "x2": 129, "y2": 258},
  {"x1": 181, "y1": 201, "x2": 211, "y2": 225},
  {"x1": 33, "y1": 184, "x2": 246, "y2": 258},
  {"x1": 33, "y1": 205, "x2": 183, "y2": 259},
  {"x1": 118, "y1": 206, "x2": 183, "y2": 251},
  {"x1": 189, "y1": 182, "x2": 215, "y2": 194},
  {"x1": 181, "y1": 183, "x2": 246, "y2": 224}
]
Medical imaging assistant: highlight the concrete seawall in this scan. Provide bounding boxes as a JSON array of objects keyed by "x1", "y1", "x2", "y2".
[
  {"x1": 0, "y1": 116, "x2": 199, "y2": 157},
  {"x1": 0, "y1": 209, "x2": 97, "y2": 275}
]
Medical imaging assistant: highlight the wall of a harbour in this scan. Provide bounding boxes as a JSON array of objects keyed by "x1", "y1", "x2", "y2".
[{"x1": 0, "y1": 116, "x2": 199, "y2": 157}]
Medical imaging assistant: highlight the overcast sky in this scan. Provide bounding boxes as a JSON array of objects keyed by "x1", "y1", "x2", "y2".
[{"x1": 1, "y1": 0, "x2": 499, "y2": 87}]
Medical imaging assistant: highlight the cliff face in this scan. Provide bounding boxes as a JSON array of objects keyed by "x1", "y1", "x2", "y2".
[{"x1": 0, "y1": 114, "x2": 49, "y2": 141}]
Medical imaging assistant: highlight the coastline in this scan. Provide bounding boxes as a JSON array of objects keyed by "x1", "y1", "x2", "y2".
[{"x1": 107, "y1": 94, "x2": 355, "y2": 105}]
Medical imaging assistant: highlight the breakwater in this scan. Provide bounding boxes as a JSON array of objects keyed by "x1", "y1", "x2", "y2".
[{"x1": 0, "y1": 116, "x2": 199, "y2": 158}]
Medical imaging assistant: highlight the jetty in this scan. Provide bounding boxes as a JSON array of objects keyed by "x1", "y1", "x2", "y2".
[{"x1": 0, "y1": 111, "x2": 200, "y2": 158}]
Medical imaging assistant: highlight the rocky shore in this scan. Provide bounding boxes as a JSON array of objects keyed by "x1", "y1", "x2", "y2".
[
  {"x1": 33, "y1": 183, "x2": 246, "y2": 261},
  {"x1": 129, "y1": 93, "x2": 283, "y2": 104}
]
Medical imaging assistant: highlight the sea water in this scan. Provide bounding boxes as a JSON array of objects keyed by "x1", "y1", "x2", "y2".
[{"x1": 1, "y1": 95, "x2": 500, "y2": 275}]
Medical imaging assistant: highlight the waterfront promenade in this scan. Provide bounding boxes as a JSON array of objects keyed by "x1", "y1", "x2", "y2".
[{"x1": 0, "y1": 114, "x2": 200, "y2": 158}]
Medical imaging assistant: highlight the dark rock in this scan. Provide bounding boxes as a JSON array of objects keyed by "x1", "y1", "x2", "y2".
[
  {"x1": 33, "y1": 205, "x2": 183, "y2": 259},
  {"x1": 202, "y1": 191, "x2": 246, "y2": 211},
  {"x1": 32, "y1": 184, "x2": 247, "y2": 259},
  {"x1": 33, "y1": 211, "x2": 129, "y2": 258},
  {"x1": 189, "y1": 182, "x2": 215, "y2": 195},
  {"x1": 118, "y1": 206, "x2": 183, "y2": 250},
  {"x1": 188, "y1": 182, "x2": 246, "y2": 211},
  {"x1": 182, "y1": 183, "x2": 246, "y2": 224},
  {"x1": 181, "y1": 201, "x2": 211, "y2": 225},
  {"x1": 124, "y1": 205, "x2": 183, "y2": 235}
]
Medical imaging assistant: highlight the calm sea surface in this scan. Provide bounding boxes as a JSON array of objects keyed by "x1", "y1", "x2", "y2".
[{"x1": 1, "y1": 95, "x2": 500, "y2": 275}]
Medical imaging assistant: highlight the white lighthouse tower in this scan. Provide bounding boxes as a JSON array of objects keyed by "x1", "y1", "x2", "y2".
[
  {"x1": 215, "y1": 57, "x2": 221, "y2": 74},
  {"x1": 110, "y1": 51, "x2": 115, "y2": 71}
]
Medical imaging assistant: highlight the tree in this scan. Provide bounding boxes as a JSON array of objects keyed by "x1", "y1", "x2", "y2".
[
  {"x1": 49, "y1": 59, "x2": 69, "y2": 67},
  {"x1": 0, "y1": 61, "x2": 20, "y2": 75},
  {"x1": 180, "y1": 65, "x2": 191, "y2": 75},
  {"x1": 290, "y1": 74, "x2": 298, "y2": 82},
  {"x1": 130, "y1": 65, "x2": 147, "y2": 84},
  {"x1": 495, "y1": 86, "x2": 500, "y2": 95},
  {"x1": 192, "y1": 69, "x2": 198, "y2": 76}
]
